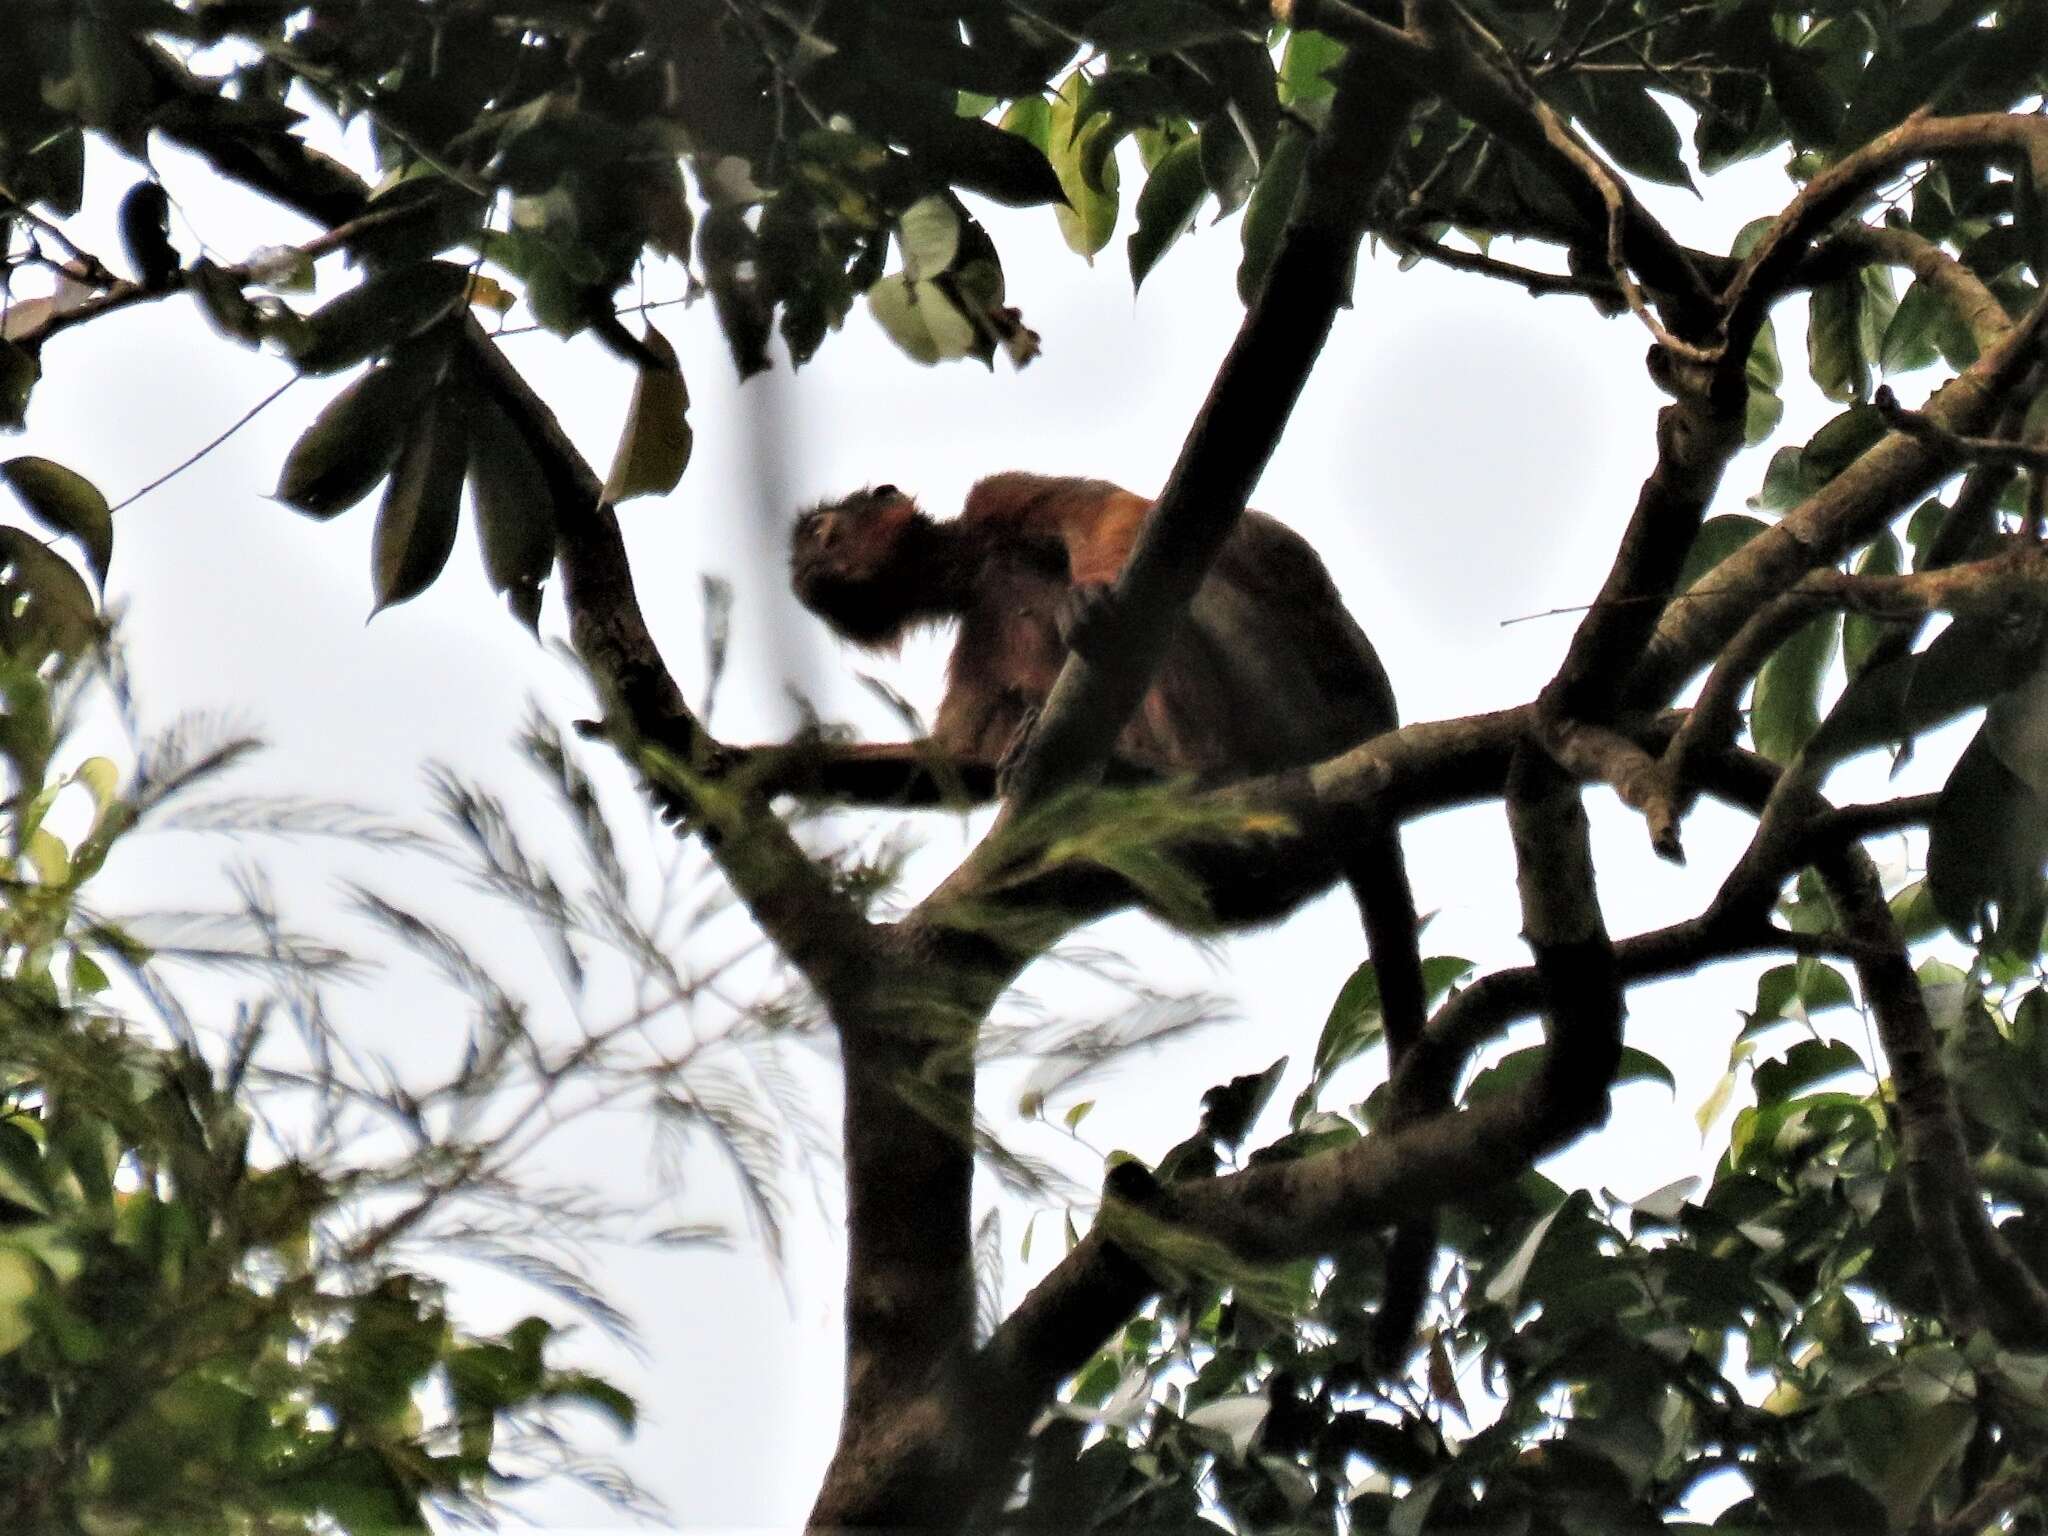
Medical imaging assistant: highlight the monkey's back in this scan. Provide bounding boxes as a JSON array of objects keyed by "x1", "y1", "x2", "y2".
[
  {"x1": 1141, "y1": 509, "x2": 1397, "y2": 776},
  {"x1": 951, "y1": 473, "x2": 1398, "y2": 779}
]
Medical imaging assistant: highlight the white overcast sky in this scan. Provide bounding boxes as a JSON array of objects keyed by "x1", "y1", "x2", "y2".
[{"x1": 8, "y1": 103, "x2": 1963, "y2": 1531}]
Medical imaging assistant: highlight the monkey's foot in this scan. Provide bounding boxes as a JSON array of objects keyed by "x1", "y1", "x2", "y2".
[{"x1": 1055, "y1": 582, "x2": 1117, "y2": 659}]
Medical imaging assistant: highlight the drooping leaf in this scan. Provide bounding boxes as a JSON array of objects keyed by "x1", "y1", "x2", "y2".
[
  {"x1": 467, "y1": 400, "x2": 557, "y2": 630},
  {"x1": 371, "y1": 393, "x2": 467, "y2": 612},
  {"x1": 1751, "y1": 613, "x2": 1840, "y2": 764},
  {"x1": 1929, "y1": 724, "x2": 2048, "y2": 952},
  {"x1": 866, "y1": 276, "x2": 977, "y2": 365},
  {"x1": 1237, "y1": 124, "x2": 1310, "y2": 306},
  {"x1": 1842, "y1": 531, "x2": 1903, "y2": 676},
  {"x1": 1567, "y1": 78, "x2": 1693, "y2": 189},
  {"x1": 1808, "y1": 276, "x2": 1871, "y2": 403},
  {"x1": 1, "y1": 457, "x2": 112, "y2": 584},
  {"x1": 0, "y1": 526, "x2": 97, "y2": 661},
  {"x1": 898, "y1": 197, "x2": 961, "y2": 281},
  {"x1": 601, "y1": 326, "x2": 693, "y2": 505},
  {"x1": 1809, "y1": 613, "x2": 2045, "y2": 763},
  {"x1": 1048, "y1": 73, "x2": 1120, "y2": 259},
  {"x1": 275, "y1": 343, "x2": 450, "y2": 519},
  {"x1": 1128, "y1": 137, "x2": 1207, "y2": 291},
  {"x1": 1879, "y1": 278, "x2": 1948, "y2": 376}
]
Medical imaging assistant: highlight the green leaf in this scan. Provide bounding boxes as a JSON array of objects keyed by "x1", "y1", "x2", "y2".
[
  {"x1": 898, "y1": 197, "x2": 961, "y2": 281},
  {"x1": 1810, "y1": 612, "x2": 2043, "y2": 764},
  {"x1": 544, "y1": 1371, "x2": 638, "y2": 1433},
  {"x1": 291, "y1": 261, "x2": 471, "y2": 376},
  {"x1": 1842, "y1": 532, "x2": 1903, "y2": 676},
  {"x1": 1744, "y1": 316, "x2": 1785, "y2": 444},
  {"x1": 371, "y1": 394, "x2": 467, "y2": 612},
  {"x1": 1049, "y1": 74, "x2": 1120, "y2": 259},
  {"x1": 1237, "y1": 123, "x2": 1310, "y2": 305},
  {"x1": 866, "y1": 275, "x2": 977, "y2": 364},
  {"x1": 1128, "y1": 137, "x2": 1207, "y2": 291},
  {"x1": 901, "y1": 115, "x2": 1064, "y2": 207},
  {"x1": 1278, "y1": 28, "x2": 1345, "y2": 108},
  {"x1": 601, "y1": 326, "x2": 693, "y2": 505},
  {"x1": 1311, "y1": 962, "x2": 1383, "y2": 1082},
  {"x1": 1753, "y1": 1038, "x2": 1866, "y2": 1104},
  {"x1": 0, "y1": 1248, "x2": 38, "y2": 1357},
  {"x1": 1803, "y1": 405, "x2": 1887, "y2": 482},
  {"x1": 1567, "y1": 79, "x2": 1693, "y2": 189},
  {"x1": 275, "y1": 344, "x2": 449, "y2": 519},
  {"x1": 0, "y1": 526, "x2": 97, "y2": 661},
  {"x1": 1880, "y1": 280, "x2": 1948, "y2": 377},
  {"x1": 1676, "y1": 514, "x2": 1768, "y2": 592},
  {"x1": 1768, "y1": 43, "x2": 1845, "y2": 148},
  {"x1": 1808, "y1": 276, "x2": 1871, "y2": 402},
  {"x1": 1, "y1": 457, "x2": 112, "y2": 584},
  {"x1": 1751, "y1": 613, "x2": 1839, "y2": 764}
]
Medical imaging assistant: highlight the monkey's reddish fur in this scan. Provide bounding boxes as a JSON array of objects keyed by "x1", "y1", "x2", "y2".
[{"x1": 790, "y1": 471, "x2": 1400, "y2": 774}]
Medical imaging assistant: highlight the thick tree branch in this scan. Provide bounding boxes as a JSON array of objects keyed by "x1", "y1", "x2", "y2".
[
  {"x1": 1004, "y1": 58, "x2": 1422, "y2": 805},
  {"x1": 1822, "y1": 225, "x2": 2012, "y2": 358},
  {"x1": 1649, "y1": 545, "x2": 2048, "y2": 835},
  {"x1": 1722, "y1": 111, "x2": 2048, "y2": 361}
]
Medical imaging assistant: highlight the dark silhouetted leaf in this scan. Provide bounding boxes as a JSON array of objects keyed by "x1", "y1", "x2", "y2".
[
  {"x1": 1810, "y1": 614, "x2": 2045, "y2": 763},
  {"x1": 0, "y1": 526, "x2": 97, "y2": 661},
  {"x1": 117, "y1": 181, "x2": 177, "y2": 286},
  {"x1": 1568, "y1": 79, "x2": 1692, "y2": 188},
  {"x1": 467, "y1": 399, "x2": 556, "y2": 624},
  {"x1": 372, "y1": 393, "x2": 467, "y2": 612},
  {"x1": 292, "y1": 261, "x2": 471, "y2": 376},
  {"x1": 1, "y1": 457, "x2": 111, "y2": 584},
  {"x1": 1929, "y1": 725, "x2": 2048, "y2": 951},
  {"x1": 276, "y1": 344, "x2": 450, "y2": 519}
]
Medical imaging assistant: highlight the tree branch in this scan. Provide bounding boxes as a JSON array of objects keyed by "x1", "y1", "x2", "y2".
[
  {"x1": 1004, "y1": 56, "x2": 1423, "y2": 804},
  {"x1": 1632, "y1": 292, "x2": 2048, "y2": 704}
]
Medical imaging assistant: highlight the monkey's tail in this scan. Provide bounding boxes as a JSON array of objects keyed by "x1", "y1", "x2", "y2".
[{"x1": 1343, "y1": 825, "x2": 1437, "y2": 1377}]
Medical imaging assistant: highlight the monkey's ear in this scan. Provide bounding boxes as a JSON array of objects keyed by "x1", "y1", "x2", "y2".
[{"x1": 873, "y1": 483, "x2": 899, "y2": 499}]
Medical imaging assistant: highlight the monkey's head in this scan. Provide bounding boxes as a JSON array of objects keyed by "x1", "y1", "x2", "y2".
[{"x1": 789, "y1": 484, "x2": 933, "y2": 646}]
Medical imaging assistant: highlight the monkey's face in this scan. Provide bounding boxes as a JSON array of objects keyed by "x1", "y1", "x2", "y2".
[{"x1": 789, "y1": 485, "x2": 924, "y2": 645}]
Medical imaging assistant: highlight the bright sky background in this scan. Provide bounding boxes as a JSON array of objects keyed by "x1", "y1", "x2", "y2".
[{"x1": 7, "y1": 103, "x2": 1961, "y2": 1531}]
